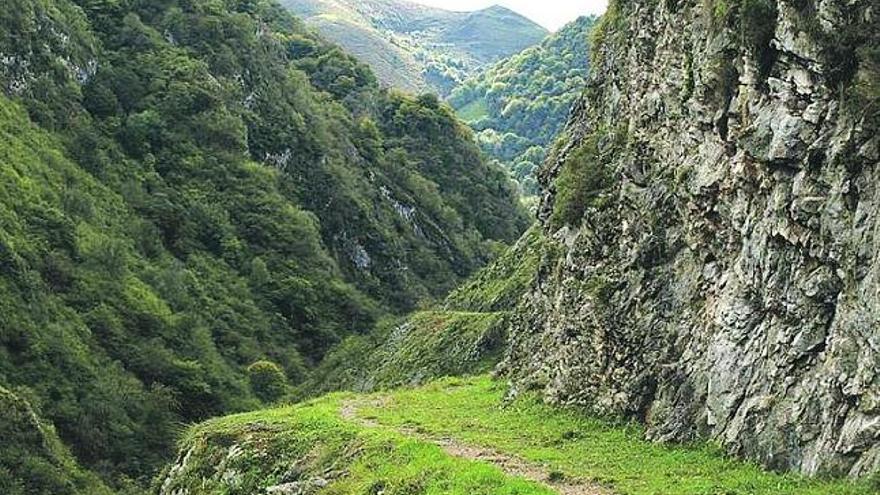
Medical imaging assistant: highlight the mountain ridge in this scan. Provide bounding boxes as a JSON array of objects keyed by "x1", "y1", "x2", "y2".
[
  {"x1": 450, "y1": 15, "x2": 598, "y2": 199},
  {"x1": 282, "y1": 0, "x2": 548, "y2": 95}
]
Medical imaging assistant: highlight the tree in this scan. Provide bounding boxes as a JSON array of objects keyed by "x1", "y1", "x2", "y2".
[{"x1": 247, "y1": 361, "x2": 288, "y2": 402}]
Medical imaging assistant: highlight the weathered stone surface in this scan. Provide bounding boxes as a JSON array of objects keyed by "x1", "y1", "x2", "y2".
[{"x1": 501, "y1": 0, "x2": 879, "y2": 478}]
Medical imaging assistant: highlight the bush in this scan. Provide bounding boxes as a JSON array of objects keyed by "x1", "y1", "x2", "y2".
[
  {"x1": 550, "y1": 128, "x2": 620, "y2": 229},
  {"x1": 247, "y1": 361, "x2": 288, "y2": 403}
]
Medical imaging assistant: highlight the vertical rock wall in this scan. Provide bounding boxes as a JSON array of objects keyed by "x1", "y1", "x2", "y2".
[{"x1": 502, "y1": 0, "x2": 879, "y2": 477}]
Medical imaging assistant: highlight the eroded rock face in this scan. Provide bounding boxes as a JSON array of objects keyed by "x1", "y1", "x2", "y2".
[{"x1": 502, "y1": 0, "x2": 879, "y2": 477}]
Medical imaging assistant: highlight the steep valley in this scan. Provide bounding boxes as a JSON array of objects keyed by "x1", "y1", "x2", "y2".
[
  {"x1": 0, "y1": 0, "x2": 527, "y2": 491},
  {"x1": 450, "y1": 15, "x2": 599, "y2": 200},
  {"x1": 1, "y1": 0, "x2": 878, "y2": 493}
]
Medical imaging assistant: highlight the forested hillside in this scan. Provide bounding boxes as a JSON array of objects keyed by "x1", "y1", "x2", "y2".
[
  {"x1": 282, "y1": 0, "x2": 548, "y2": 96},
  {"x1": 0, "y1": 0, "x2": 527, "y2": 490},
  {"x1": 450, "y1": 16, "x2": 597, "y2": 199}
]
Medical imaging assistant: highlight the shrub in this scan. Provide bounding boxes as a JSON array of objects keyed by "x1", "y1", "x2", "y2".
[
  {"x1": 247, "y1": 361, "x2": 288, "y2": 403},
  {"x1": 550, "y1": 128, "x2": 620, "y2": 229}
]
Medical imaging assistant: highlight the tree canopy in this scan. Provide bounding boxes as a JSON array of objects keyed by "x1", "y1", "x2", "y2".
[{"x1": 0, "y1": 0, "x2": 528, "y2": 489}]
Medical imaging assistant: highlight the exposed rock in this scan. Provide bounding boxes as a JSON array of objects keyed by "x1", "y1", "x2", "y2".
[
  {"x1": 502, "y1": 0, "x2": 879, "y2": 478},
  {"x1": 265, "y1": 477, "x2": 329, "y2": 494}
]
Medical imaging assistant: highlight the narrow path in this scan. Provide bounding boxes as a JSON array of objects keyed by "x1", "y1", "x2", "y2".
[{"x1": 340, "y1": 398, "x2": 611, "y2": 495}]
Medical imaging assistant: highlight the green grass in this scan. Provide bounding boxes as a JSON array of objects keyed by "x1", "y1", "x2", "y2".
[
  {"x1": 301, "y1": 310, "x2": 508, "y2": 396},
  {"x1": 360, "y1": 376, "x2": 879, "y2": 495},
  {"x1": 444, "y1": 225, "x2": 549, "y2": 313},
  {"x1": 457, "y1": 99, "x2": 490, "y2": 123},
  {"x1": 169, "y1": 375, "x2": 878, "y2": 494},
  {"x1": 163, "y1": 393, "x2": 554, "y2": 495},
  {"x1": 371, "y1": 311, "x2": 507, "y2": 383}
]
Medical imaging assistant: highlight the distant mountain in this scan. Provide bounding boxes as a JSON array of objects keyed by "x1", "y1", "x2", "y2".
[
  {"x1": 282, "y1": 0, "x2": 549, "y2": 96},
  {"x1": 449, "y1": 16, "x2": 598, "y2": 200}
]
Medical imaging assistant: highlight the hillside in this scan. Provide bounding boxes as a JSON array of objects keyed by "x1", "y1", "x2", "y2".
[
  {"x1": 0, "y1": 387, "x2": 112, "y2": 495},
  {"x1": 0, "y1": 0, "x2": 527, "y2": 489},
  {"x1": 162, "y1": 0, "x2": 880, "y2": 488},
  {"x1": 450, "y1": 16, "x2": 598, "y2": 199},
  {"x1": 5, "y1": 0, "x2": 880, "y2": 491},
  {"x1": 303, "y1": 225, "x2": 550, "y2": 395},
  {"x1": 282, "y1": 0, "x2": 549, "y2": 96},
  {"x1": 159, "y1": 377, "x2": 878, "y2": 494}
]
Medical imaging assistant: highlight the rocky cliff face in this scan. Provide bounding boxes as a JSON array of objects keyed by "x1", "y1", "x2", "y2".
[{"x1": 502, "y1": 0, "x2": 879, "y2": 477}]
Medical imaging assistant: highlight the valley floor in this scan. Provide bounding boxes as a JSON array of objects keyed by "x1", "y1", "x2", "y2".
[{"x1": 162, "y1": 376, "x2": 878, "y2": 495}]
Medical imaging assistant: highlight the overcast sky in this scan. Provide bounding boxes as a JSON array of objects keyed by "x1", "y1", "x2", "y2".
[{"x1": 411, "y1": 0, "x2": 607, "y2": 31}]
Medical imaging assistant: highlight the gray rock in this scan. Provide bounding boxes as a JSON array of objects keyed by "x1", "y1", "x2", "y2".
[
  {"x1": 501, "y1": 0, "x2": 879, "y2": 478},
  {"x1": 265, "y1": 477, "x2": 328, "y2": 495}
]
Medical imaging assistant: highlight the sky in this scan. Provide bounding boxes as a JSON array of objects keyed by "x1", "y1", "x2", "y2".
[{"x1": 410, "y1": 0, "x2": 607, "y2": 31}]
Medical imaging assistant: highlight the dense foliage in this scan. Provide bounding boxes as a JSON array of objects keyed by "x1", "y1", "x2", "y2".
[
  {"x1": 449, "y1": 16, "x2": 597, "y2": 198},
  {"x1": 247, "y1": 360, "x2": 288, "y2": 402},
  {"x1": 0, "y1": 0, "x2": 527, "y2": 489},
  {"x1": 283, "y1": 0, "x2": 549, "y2": 96},
  {"x1": 549, "y1": 126, "x2": 622, "y2": 230},
  {"x1": 0, "y1": 387, "x2": 113, "y2": 495}
]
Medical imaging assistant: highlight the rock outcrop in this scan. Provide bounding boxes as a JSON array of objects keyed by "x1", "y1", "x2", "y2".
[{"x1": 502, "y1": 0, "x2": 879, "y2": 477}]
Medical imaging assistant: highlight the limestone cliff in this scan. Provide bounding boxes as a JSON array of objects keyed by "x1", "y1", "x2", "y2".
[{"x1": 502, "y1": 0, "x2": 879, "y2": 477}]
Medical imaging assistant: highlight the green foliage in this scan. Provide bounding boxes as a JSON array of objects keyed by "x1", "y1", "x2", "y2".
[
  {"x1": 550, "y1": 127, "x2": 622, "y2": 229},
  {"x1": 303, "y1": 311, "x2": 507, "y2": 396},
  {"x1": 0, "y1": 387, "x2": 113, "y2": 495},
  {"x1": 450, "y1": 16, "x2": 598, "y2": 199},
  {"x1": 304, "y1": 227, "x2": 548, "y2": 395},
  {"x1": 0, "y1": 0, "x2": 527, "y2": 489},
  {"x1": 380, "y1": 92, "x2": 530, "y2": 245},
  {"x1": 589, "y1": 1, "x2": 623, "y2": 68},
  {"x1": 444, "y1": 225, "x2": 548, "y2": 312},
  {"x1": 247, "y1": 361, "x2": 288, "y2": 402}
]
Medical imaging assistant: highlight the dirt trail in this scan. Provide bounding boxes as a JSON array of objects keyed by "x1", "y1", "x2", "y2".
[{"x1": 340, "y1": 398, "x2": 611, "y2": 495}]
